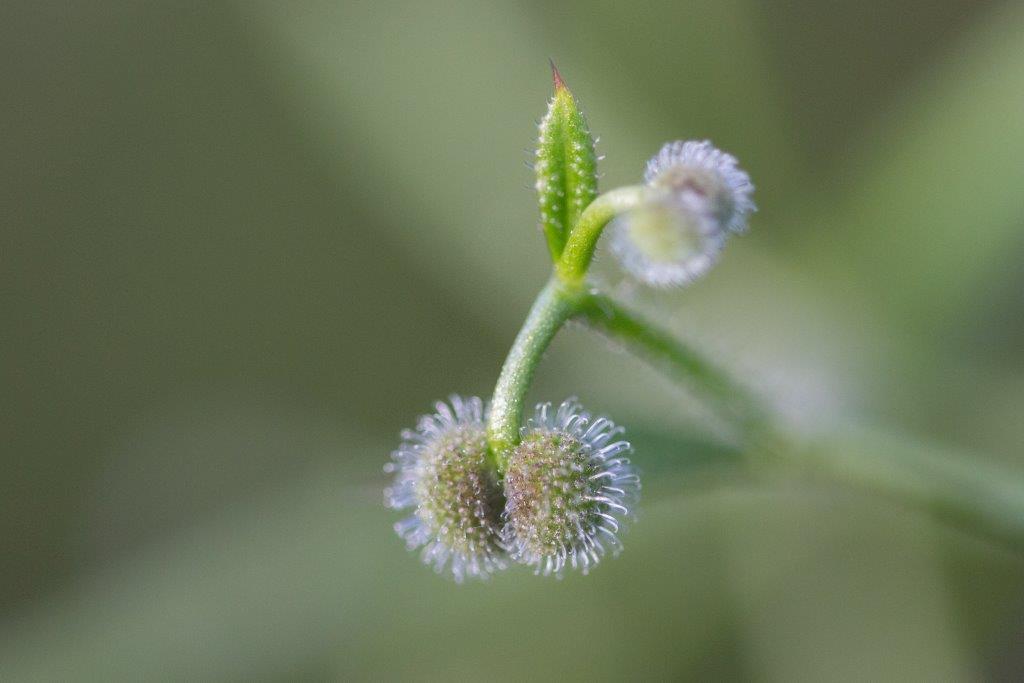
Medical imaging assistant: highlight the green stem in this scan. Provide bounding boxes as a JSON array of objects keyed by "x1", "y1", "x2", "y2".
[
  {"x1": 788, "y1": 428, "x2": 1024, "y2": 553},
  {"x1": 576, "y1": 292, "x2": 1024, "y2": 553},
  {"x1": 487, "y1": 186, "x2": 654, "y2": 464},
  {"x1": 574, "y1": 291, "x2": 771, "y2": 444},
  {"x1": 486, "y1": 277, "x2": 580, "y2": 467},
  {"x1": 556, "y1": 185, "x2": 648, "y2": 283}
]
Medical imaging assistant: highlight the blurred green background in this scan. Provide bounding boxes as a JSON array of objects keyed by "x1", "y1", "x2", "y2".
[{"x1": 4, "y1": 1, "x2": 1024, "y2": 680}]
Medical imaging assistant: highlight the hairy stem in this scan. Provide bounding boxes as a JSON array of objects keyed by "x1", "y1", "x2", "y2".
[
  {"x1": 575, "y1": 291, "x2": 771, "y2": 443},
  {"x1": 488, "y1": 185, "x2": 652, "y2": 462},
  {"x1": 487, "y1": 277, "x2": 579, "y2": 467}
]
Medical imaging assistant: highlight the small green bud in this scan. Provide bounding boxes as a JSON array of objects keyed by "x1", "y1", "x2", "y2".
[{"x1": 534, "y1": 63, "x2": 598, "y2": 260}]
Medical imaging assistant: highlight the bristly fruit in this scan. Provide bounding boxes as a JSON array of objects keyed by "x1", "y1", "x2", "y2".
[
  {"x1": 502, "y1": 398, "x2": 639, "y2": 577},
  {"x1": 534, "y1": 62, "x2": 598, "y2": 260},
  {"x1": 385, "y1": 396, "x2": 507, "y2": 582},
  {"x1": 644, "y1": 140, "x2": 756, "y2": 236},
  {"x1": 609, "y1": 140, "x2": 755, "y2": 287}
]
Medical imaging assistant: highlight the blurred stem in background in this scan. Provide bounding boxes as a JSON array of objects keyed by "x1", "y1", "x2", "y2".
[{"x1": 583, "y1": 295, "x2": 1024, "y2": 553}]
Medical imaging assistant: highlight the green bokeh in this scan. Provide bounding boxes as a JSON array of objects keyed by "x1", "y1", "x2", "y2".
[{"x1": 3, "y1": 1, "x2": 1023, "y2": 680}]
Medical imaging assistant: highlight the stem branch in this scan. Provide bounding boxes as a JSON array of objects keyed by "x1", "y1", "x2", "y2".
[
  {"x1": 557, "y1": 185, "x2": 648, "y2": 283},
  {"x1": 490, "y1": 189, "x2": 1024, "y2": 552}
]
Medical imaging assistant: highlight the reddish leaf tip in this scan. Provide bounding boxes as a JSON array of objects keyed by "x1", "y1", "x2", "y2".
[{"x1": 549, "y1": 59, "x2": 567, "y2": 92}]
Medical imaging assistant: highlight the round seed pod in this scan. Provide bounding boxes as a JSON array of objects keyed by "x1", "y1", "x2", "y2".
[
  {"x1": 503, "y1": 398, "x2": 639, "y2": 577},
  {"x1": 385, "y1": 396, "x2": 506, "y2": 582}
]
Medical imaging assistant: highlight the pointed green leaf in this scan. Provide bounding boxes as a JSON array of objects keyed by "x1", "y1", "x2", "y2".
[{"x1": 535, "y1": 64, "x2": 598, "y2": 259}]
